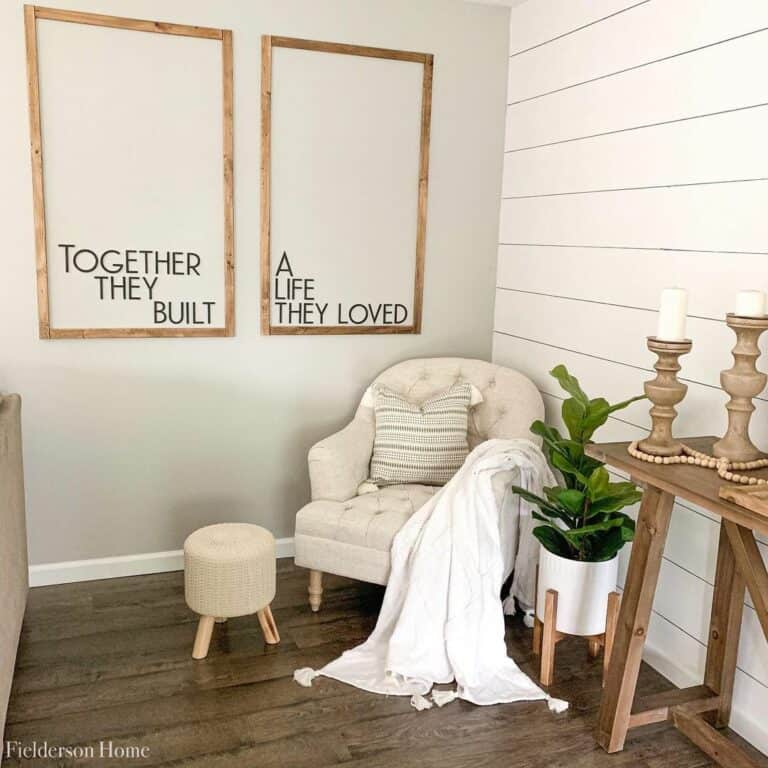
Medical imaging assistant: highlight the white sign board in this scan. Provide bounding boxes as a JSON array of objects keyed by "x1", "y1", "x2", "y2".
[
  {"x1": 25, "y1": 7, "x2": 234, "y2": 338},
  {"x1": 262, "y1": 37, "x2": 433, "y2": 335}
]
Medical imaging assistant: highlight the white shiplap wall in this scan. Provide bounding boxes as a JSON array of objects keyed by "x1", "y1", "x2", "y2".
[{"x1": 495, "y1": 0, "x2": 768, "y2": 754}]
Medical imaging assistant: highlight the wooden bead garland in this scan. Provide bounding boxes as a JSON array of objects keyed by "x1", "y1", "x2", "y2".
[{"x1": 628, "y1": 442, "x2": 768, "y2": 486}]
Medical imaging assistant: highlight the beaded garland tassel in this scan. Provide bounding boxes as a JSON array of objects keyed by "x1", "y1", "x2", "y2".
[{"x1": 628, "y1": 441, "x2": 768, "y2": 485}]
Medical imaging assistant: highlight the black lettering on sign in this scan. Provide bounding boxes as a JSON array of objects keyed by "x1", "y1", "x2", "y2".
[
  {"x1": 57, "y1": 243, "x2": 217, "y2": 327},
  {"x1": 271, "y1": 250, "x2": 409, "y2": 328}
]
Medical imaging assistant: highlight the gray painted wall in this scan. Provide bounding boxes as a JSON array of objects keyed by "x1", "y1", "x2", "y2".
[{"x1": 0, "y1": 0, "x2": 509, "y2": 564}]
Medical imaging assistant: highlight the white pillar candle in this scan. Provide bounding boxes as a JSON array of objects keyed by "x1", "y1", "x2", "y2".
[
  {"x1": 656, "y1": 288, "x2": 688, "y2": 341},
  {"x1": 735, "y1": 290, "x2": 766, "y2": 317}
]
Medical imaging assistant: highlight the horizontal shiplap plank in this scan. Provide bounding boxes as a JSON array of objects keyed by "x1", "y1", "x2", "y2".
[
  {"x1": 496, "y1": 246, "x2": 768, "y2": 319},
  {"x1": 499, "y1": 180, "x2": 768, "y2": 252},
  {"x1": 493, "y1": 289, "x2": 767, "y2": 391},
  {"x1": 507, "y1": 0, "x2": 768, "y2": 103},
  {"x1": 492, "y1": 329, "x2": 731, "y2": 437},
  {"x1": 503, "y1": 105, "x2": 768, "y2": 197},
  {"x1": 505, "y1": 30, "x2": 768, "y2": 150},
  {"x1": 508, "y1": 0, "x2": 643, "y2": 56}
]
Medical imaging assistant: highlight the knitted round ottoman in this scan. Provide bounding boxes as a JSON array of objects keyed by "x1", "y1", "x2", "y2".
[{"x1": 184, "y1": 523, "x2": 279, "y2": 659}]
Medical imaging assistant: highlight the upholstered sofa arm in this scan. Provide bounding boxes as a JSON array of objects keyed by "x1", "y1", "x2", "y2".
[{"x1": 308, "y1": 413, "x2": 375, "y2": 502}]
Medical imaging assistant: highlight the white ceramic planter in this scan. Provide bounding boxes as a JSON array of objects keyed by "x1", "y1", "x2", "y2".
[{"x1": 535, "y1": 546, "x2": 619, "y2": 637}]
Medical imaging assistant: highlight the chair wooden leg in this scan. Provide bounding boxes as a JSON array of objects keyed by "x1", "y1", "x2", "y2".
[
  {"x1": 192, "y1": 615, "x2": 215, "y2": 660},
  {"x1": 540, "y1": 589, "x2": 558, "y2": 686},
  {"x1": 588, "y1": 636, "x2": 603, "y2": 658},
  {"x1": 257, "y1": 604, "x2": 280, "y2": 644},
  {"x1": 603, "y1": 591, "x2": 621, "y2": 684},
  {"x1": 308, "y1": 569, "x2": 323, "y2": 612}
]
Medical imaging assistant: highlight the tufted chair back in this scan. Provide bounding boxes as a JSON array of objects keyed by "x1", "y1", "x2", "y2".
[{"x1": 359, "y1": 357, "x2": 544, "y2": 448}]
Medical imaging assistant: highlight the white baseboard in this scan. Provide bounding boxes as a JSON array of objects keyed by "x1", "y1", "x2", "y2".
[{"x1": 28, "y1": 537, "x2": 295, "y2": 587}]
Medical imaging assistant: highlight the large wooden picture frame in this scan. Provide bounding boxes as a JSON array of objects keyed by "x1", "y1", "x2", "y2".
[
  {"x1": 24, "y1": 6, "x2": 234, "y2": 338},
  {"x1": 261, "y1": 36, "x2": 433, "y2": 335}
]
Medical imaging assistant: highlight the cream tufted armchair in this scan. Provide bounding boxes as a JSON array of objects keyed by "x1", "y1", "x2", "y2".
[{"x1": 293, "y1": 357, "x2": 544, "y2": 610}]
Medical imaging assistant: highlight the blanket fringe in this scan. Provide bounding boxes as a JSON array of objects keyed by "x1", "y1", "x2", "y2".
[
  {"x1": 546, "y1": 695, "x2": 569, "y2": 714},
  {"x1": 523, "y1": 610, "x2": 535, "y2": 629},
  {"x1": 293, "y1": 667, "x2": 319, "y2": 687},
  {"x1": 501, "y1": 596, "x2": 516, "y2": 616},
  {"x1": 431, "y1": 689, "x2": 458, "y2": 707},
  {"x1": 410, "y1": 694, "x2": 433, "y2": 711}
]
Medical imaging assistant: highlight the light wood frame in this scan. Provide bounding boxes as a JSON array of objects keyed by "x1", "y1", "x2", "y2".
[
  {"x1": 24, "y1": 5, "x2": 235, "y2": 339},
  {"x1": 260, "y1": 35, "x2": 433, "y2": 335}
]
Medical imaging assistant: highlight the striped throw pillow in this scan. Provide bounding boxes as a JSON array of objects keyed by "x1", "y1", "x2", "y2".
[{"x1": 369, "y1": 383, "x2": 474, "y2": 486}]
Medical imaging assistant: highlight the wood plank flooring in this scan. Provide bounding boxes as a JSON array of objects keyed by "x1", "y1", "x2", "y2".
[{"x1": 3, "y1": 560, "x2": 766, "y2": 767}]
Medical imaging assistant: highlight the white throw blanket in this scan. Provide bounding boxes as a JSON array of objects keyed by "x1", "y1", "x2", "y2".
[{"x1": 294, "y1": 439, "x2": 567, "y2": 712}]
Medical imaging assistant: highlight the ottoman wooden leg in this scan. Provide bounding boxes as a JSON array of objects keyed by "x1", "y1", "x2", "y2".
[
  {"x1": 257, "y1": 604, "x2": 280, "y2": 644},
  {"x1": 192, "y1": 615, "x2": 215, "y2": 660},
  {"x1": 308, "y1": 570, "x2": 323, "y2": 612}
]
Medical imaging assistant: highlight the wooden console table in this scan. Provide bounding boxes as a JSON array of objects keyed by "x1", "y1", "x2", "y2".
[{"x1": 586, "y1": 436, "x2": 768, "y2": 767}]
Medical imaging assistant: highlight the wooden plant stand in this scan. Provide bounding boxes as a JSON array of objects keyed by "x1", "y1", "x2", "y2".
[
  {"x1": 586, "y1": 436, "x2": 768, "y2": 767},
  {"x1": 533, "y1": 589, "x2": 620, "y2": 686}
]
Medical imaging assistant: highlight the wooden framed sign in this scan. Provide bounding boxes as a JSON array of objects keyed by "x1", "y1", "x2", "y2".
[
  {"x1": 24, "y1": 6, "x2": 234, "y2": 338},
  {"x1": 261, "y1": 36, "x2": 433, "y2": 335}
]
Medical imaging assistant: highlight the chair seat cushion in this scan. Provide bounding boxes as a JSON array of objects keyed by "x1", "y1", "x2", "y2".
[{"x1": 295, "y1": 484, "x2": 438, "y2": 553}]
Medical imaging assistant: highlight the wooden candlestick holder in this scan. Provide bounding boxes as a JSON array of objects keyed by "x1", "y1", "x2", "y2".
[
  {"x1": 638, "y1": 337, "x2": 692, "y2": 457},
  {"x1": 713, "y1": 313, "x2": 768, "y2": 462}
]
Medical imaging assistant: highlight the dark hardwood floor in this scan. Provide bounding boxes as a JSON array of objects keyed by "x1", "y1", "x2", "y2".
[{"x1": 3, "y1": 560, "x2": 765, "y2": 767}]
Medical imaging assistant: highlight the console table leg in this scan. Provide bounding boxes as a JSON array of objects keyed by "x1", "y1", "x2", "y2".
[
  {"x1": 597, "y1": 486, "x2": 675, "y2": 753},
  {"x1": 704, "y1": 523, "x2": 746, "y2": 728},
  {"x1": 724, "y1": 521, "x2": 768, "y2": 641}
]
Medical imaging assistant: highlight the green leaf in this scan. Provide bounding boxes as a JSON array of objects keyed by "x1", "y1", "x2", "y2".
[
  {"x1": 581, "y1": 394, "x2": 647, "y2": 441},
  {"x1": 586, "y1": 466, "x2": 611, "y2": 501},
  {"x1": 561, "y1": 516, "x2": 625, "y2": 540},
  {"x1": 551, "y1": 451, "x2": 589, "y2": 485},
  {"x1": 529, "y1": 421, "x2": 565, "y2": 466},
  {"x1": 545, "y1": 487, "x2": 585, "y2": 516},
  {"x1": 550, "y1": 365, "x2": 589, "y2": 407},
  {"x1": 510, "y1": 485, "x2": 570, "y2": 521},
  {"x1": 510, "y1": 485, "x2": 552, "y2": 510},
  {"x1": 588, "y1": 527, "x2": 625, "y2": 561},
  {"x1": 515, "y1": 486, "x2": 577, "y2": 527},
  {"x1": 562, "y1": 398, "x2": 586, "y2": 441},
  {"x1": 617, "y1": 514, "x2": 636, "y2": 542},
  {"x1": 529, "y1": 420, "x2": 564, "y2": 445},
  {"x1": 588, "y1": 485, "x2": 643, "y2": 515},
  {"x1": 533, "y1": 525, "x2": 574, "y2": 559}
]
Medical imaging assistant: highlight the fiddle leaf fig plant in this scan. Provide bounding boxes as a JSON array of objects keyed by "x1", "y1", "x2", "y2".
[{"x1": 513, "y1": 365, "x2": 646, "y2": 562}]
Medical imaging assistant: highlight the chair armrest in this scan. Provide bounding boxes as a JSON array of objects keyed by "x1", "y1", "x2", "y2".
[{"x1": 308, "y1": 413, "x2": 375, "y2": 502}]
